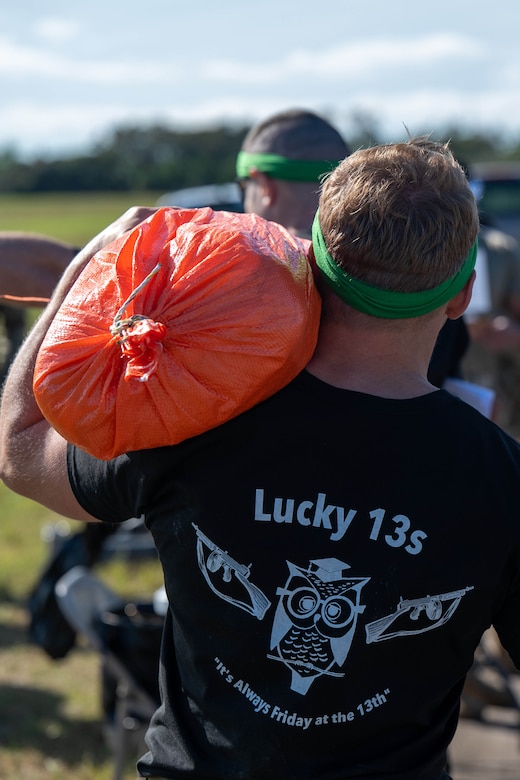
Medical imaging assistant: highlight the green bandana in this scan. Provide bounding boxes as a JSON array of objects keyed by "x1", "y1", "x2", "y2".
[
  {"x1": 236, "y1": 151, "x2": 341, "y2": 183},
  {"x1": 312, "y1": 212, "x2": 478, "y2": 319}
]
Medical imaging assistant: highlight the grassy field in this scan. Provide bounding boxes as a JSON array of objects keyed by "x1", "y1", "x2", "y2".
[
  {"x1": 0, "y1": 192, "x2": 165, "y2": 779},
  {"x1": 0, "y1": 191, "x2": 162, "y2": 245}
]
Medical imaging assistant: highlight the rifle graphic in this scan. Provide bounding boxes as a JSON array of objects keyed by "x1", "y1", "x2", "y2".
[
  {"x1": 366, "y1": 586, "x2": 474, "y2": 644},
  {"x1": 192, "y1": 524, "x2": 271, "y2": 620}
]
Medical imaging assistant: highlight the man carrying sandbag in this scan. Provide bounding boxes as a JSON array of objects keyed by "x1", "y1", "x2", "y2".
[{"x1": 3, "y1": 138, "x2": 520, "y2": 780}]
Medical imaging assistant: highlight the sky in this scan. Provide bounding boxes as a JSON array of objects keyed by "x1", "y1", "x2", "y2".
[{"x1": 1, "y1": 0, "x2": 520, "y2": 159}]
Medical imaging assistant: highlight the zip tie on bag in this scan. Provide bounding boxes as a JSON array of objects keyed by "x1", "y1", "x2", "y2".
[{"x1": 110, "y1": 262, "x2": 167, "y2": 383}]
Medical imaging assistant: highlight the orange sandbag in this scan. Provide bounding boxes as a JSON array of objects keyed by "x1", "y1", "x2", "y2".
[{"x1": 34, "y1": 207, "x2": 321, "y2": 459}]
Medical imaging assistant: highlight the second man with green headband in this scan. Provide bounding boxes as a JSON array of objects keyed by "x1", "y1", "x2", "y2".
[{"x1": 236, "y1": 108, "x2": 350, "y2": 240}]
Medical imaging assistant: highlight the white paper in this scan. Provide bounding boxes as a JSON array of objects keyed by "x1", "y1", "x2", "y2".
[
  {"x1": 465, "y1": 246, "x2": 492, "y2": 317},
  {"x1": 443, "y1": 377, "x2": 496, "y2": 419}
]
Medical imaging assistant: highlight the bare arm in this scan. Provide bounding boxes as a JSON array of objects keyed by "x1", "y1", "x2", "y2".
[
  {"x1": 0, "y1": 206, "x2": 158, "y2": 521},
  {"x1": 0, "y1": 233, "x2": 80, "y2": 304}
]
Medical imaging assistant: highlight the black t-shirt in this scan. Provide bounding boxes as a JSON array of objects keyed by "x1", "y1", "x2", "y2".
[{"x1": 68, "y1": 371, "x2": 520, "y2": 779}]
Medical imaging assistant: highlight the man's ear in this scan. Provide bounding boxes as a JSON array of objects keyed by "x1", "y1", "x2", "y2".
[
  {"x1": 446, "y1": 271, "x2": 476, "y2": 320},
  {"x1": 249, "y1": 169, "x2": 277, "y2": 207}
]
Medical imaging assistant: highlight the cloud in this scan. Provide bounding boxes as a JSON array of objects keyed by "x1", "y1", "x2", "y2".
[
  {"x1": 203, "y1": 33, "x2": 483, "y2": 85},
  {"x1": 0, "y1": 101, "x2": 163, "y2": 154},
  {"x1": 0, "y1": 31, "x2": 485, "y2": 90},
  {"x1": 0, "y1": 25, "x2": 516, "y2": 158},
  {"x1": 340, "y1": 84, "x2": 520, "y2": 140},
  {"x1": 33, "y1": 18, "x2": 80, "y2": 43},
  {"x1": 0, "y1": 35, "x2": 178, "y2": 84},
  {"x1": 6, "y1": 77, "x2": 519, "y2": 161}
]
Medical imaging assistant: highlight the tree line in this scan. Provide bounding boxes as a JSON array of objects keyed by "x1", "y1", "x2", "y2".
[{"x1": 0, "y1": 120, "x2": 519, "y2": 193}]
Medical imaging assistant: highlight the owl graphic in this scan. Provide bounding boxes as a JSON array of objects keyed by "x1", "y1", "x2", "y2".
[{"x1": 269, "y1": 558, "x2": 370, "y2": 695}]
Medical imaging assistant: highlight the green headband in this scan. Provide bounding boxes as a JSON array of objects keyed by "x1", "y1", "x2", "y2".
[
  {"x1": 312, "y1": 212, "x2": 477, "y2": 319},
  {"x1": 236, "y1": 151, "x2": 341, "y2": 183}
]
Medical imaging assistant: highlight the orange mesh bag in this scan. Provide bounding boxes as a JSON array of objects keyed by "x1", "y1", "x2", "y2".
[{"x1": 33, "y1": 207, "x2": 321, "y2": 459}]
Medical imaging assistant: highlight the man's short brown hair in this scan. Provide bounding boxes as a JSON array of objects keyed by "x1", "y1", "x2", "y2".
[{"x1": 318, "y1": 138, "x2": 479, "y2": 293}]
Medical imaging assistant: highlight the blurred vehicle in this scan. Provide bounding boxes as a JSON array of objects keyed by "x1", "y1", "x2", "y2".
[
  {"x1": 156, "y1": 182, "x2": 243, "y2": 212},
  {"x1": 470, "y1": 162, "x2": 520, "y2": 241}
]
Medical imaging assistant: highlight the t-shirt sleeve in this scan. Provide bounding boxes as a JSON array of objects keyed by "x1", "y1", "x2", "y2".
[
  {"x1": 67, "y1": 442, "x2": 145, "y2": 523},
  {"x1": 492, "y1": 549, "x2": 520, "y2": 671}
]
